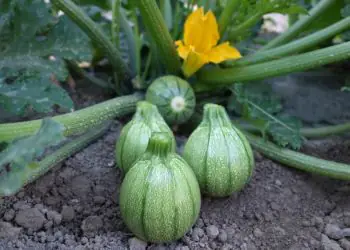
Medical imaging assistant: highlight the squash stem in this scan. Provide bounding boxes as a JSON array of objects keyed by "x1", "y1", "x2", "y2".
[
  {"x1": 196, "y1": 41, "x2": 350, "y2": 90},
  {"x1": 301, "y1": 122, "x2": 350, "y2": 138},
  {"x1": 261, "y1": 0, "x2": 337, "y2": 50},
  {"x1": 0, "y1": 93, "x2": 143, "y2": 142},
  {"x1": 135, "y1": 0, "x2": 181, "y2": 74},
  {"x1": 230, "y1": 17, "x2": 350, "y2": 67},
  {"x1": 51, "y1": 0, "x2": 133, "y2": 95},
  {"x1": 245, "y1": 132, "x2": 350, "y2": 180},
  {"x1": 218, "y1": 0, "x2": 240, "y2": 36}
]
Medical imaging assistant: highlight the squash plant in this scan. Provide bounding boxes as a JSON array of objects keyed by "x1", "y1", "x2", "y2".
[{"x1": 0, "y1": 0, "x2": 350, "y2": 204}]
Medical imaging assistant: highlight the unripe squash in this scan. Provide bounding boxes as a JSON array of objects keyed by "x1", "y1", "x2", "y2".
[
  {"x1": 119, "y1": 133, "x2": 201, "y2": 243},
  {"x1": 115, "y1": 101, "x2": 175, "y2": 173},
  {"x1": 145, "y1": 75, "x2": 196, "y2": 125},
  {"x1": 183, "y1": 104, "x2": 254, "y2": 197}
]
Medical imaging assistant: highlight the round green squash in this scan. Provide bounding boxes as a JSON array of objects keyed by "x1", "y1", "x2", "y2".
[
  {"x1": 183, "y1": 103, "x2": 255, "y2": 197},
  {"x1": 115, "y1": 101, "x2": 175, "y2": 173},
  {"x1": 119, "y1": 133, "x2": 201, "y2": 243},
  {"x1": 145, "y1": 75, "x2": 196, "y2": 125}
]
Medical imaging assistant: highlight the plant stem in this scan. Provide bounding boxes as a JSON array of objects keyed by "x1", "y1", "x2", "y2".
[
  {"x1": 135, "y1": 0, "x2": 181, "y2": 74},
  {"x1": 218, "y1": 0, "x2": 240, "y2": 35},
  {"x1": 51, "y1": 0, "x2": 133, "y2": 95},
  {"x1": 196, "y1": 41, "x2": 350, "y2": 90},
  {"x1": 245, "y1": 132, "x2": 350, "y2": 180},
  {"x1": 301, "y1": 122, "x2": 350, "y2": 138},
  {"x1": 65, "y1": 60, "x2": 114, "y2": 90},
  {"x1": 0, "y1": 93, "x2": 143, "y2": 142},
  {"x1": 111, "y1": 0, "x2": 121, "y2": 49},
  {"x1": 120, "y1": 9, "x2": 137, "y2": 76},
  {"x1": 261, "y1": 0, "x2": 337, "y2": 50},
  {"x1": 0, "y1": 124, "x2": 110, "y2": 197},
  {"x1": 232, "y1": 17, "x2": 350, "y2": 66},
  {"x1": 228, "y1": 12, "x2": 262, "y2": 40},
  {"x1": 130, "y1": 9, "x2": 141, "y2": 82}
]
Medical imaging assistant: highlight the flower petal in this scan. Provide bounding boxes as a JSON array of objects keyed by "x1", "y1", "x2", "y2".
[
  {"x1": 175, "y1": 40, "x2": 190, "y2": 59},
  {"x1": 181, "y1": 49, "x2": 208, "y2": 77},
  {"x1": 184, "y1": 7, "x2": 220, "y2": 53},
  {"x1": 208, "y1": 42, "x2": 242, "y2": 64}
]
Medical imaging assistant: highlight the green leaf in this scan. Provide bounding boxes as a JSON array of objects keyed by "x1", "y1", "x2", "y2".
[
  {"x1": 228, "y1": 83, "x2": 303, "y2": 149},
  {"x1": 0, "y1": 118, "x2": 65, "y2": 196},
  {"x1": 0, "y1": 1, "x2": 93, "y2": 116},
  {"x1": 0, "y1": 74, "x2": 74, "y2": 115},
  {"x1": 228, "y1": 83, "x2": 282, "y2": 117},
  {"x1": 268, "y1": 115, "x2": 303, "y2": 149}
]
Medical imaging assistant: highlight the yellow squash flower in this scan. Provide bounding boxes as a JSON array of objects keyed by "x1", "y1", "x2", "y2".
[{"x1": 175, "y1": 7, "x2": 241, "y2": 77}]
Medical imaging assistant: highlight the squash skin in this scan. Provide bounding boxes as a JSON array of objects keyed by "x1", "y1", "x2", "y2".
[
  {"x1": 145, "y1": 75, "x2": 196, "y2": 125},
  {"x1": 183, "y1": 104, "x2": 254, "y2": 197},
  {"x1": 115, "y1": 101, "x2": 175, "y2": 174},
  {"x1": 119, "y1": 133, "x2": 201, "y2": 243}
]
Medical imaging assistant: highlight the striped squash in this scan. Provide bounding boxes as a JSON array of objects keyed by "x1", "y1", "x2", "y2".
[
  {"x1": 115, "y1": 101, "x2": 175, "y2": 174},
  {"x1": 146, "y1": 75, "x2": 196, "y2": 125},
  {"x1": 183, "y1": 103, "x2": 255, "y2": 197},
  {"x1": 119, "y1": 133, "x2": 201, "y2": 243}
]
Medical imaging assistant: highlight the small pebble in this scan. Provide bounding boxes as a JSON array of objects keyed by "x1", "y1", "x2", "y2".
[
  {"x1": 206, "y1": 225, "x2": 219, "y2": 239},
  {"x1": 218, "y1": 230, "x2": 228, "y2": 242},
  {"x1": 93, "y1": 196, "x2": 106, "y2": 205},
  {"x1": 275, "y1": 180, "x2": 282, "y2": 186},
  {"x1": 321, "y1": 234, "x2": 342, "y2": 250},
  {"x1": 324, "y1": 224, "x2": 343, "y2": 240},
  {"x1": 128, "y1": 237, "x2": 147, "y2": 250},
  {"x1": 81, "y1": 237, "x2": 89, "y2": 245},
  {"x1": 61, "y1": 206, "x2": 75, "y2": 222},
  {"x1": 46, "y1": 210, "x2": 62, "y2": 225},
  {"x1": 253, "y1": 228, "x2": 263, "y2": 238},
  {"x1": 340, "y1": 239, "x2": 350, "y2": 250}
]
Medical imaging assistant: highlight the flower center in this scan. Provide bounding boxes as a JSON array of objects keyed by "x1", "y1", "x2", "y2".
[{"x1": 171, "y1": 96, "x2": 186, "y2": 112}]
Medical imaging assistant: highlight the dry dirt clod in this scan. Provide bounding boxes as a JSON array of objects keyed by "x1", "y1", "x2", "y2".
[
  {"x1": 61, "y1": 205, "x2": 75, "y2": 222},
  {"x1": 81, "y1": 215, "x2": 103, "y2": 236},
  {"x1": 15, "y1": 208, "x2": 46, "y2": 231},
  {"x1": 3, "y1": 209, "x2": 15, "y2": 221},
  {"x1": 46, "y1": 210, "x2": 62, "y2": 225},
  {"x1": 0, "y1": 221, "x2": 22, "y2": 239},
  {"x1": 321, "y1": 234, "x2": 342, "y2": 250},
  {"x1": 206, "y1": 225, "x2": 219, "y2": 239}
]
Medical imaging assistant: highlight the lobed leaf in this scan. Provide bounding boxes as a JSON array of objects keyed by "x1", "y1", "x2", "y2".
[{"x1": 0, "y1": 118, "x2": 65, "y2": 196}]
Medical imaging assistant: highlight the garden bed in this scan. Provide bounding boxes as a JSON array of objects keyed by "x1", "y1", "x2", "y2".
[{"x1": 1, "y1": 73, "x2": 350, "y2": 250}]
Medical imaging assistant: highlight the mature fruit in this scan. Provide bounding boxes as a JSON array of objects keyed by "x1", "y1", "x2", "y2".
[
  {"x1": 183, "y1": 103, "x2": 254, "y2": 197},
  {"x1": 115, "y1": 101, "x2": 175, "y2": 173},
  {"x1": 119, "y1": 133, "x2": 201, "y2": 243},
  {"x1": 146, "y1": 75, "x2": 196, "y2": 125}
]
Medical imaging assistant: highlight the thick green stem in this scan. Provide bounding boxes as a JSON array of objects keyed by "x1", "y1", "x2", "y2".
[
  {"x1": 111, "y1": 0, "x2": 121, "y2": 49},
  {"x1": 196, "y1": 41, "x2": 350, "y2": 90},
  {"x1": 0, "y1": 93, "x2": 143, "y2": 142},
  {"x1": 228, "y1": 12, "x2": 262, "y2": 40},
  {"x1": 261, "y1": 0, "x2": 337, "y2": 50},
  {"x1": 120, "y1": 9, "x2": 137, "y2": 76},
  {"x1": 218, "y1": 0, "x2": 240, "y2": 35},
  {"x1": 245, "y1": 132, "x2": 350, "y2": 180},
  {"x1": 301, "y1": 122, "x2": 350, "y2": 138},
  {"x1": 51, "y1": 0, "x2": 133, "y2": 94},
  {"x1": 135, "y1": 0, "x2": 181, "y2": 74},
  {"x1": 0, "y1": 124, "x2": 110, "y2": 197},
  {"x1": 232, "y1": 17, "x2": 350, "y2": 66}
]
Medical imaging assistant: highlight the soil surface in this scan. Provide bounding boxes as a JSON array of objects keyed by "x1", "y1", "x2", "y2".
[{"x1": 1, "y1": 71, "x2": 350, "y2": 250}]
